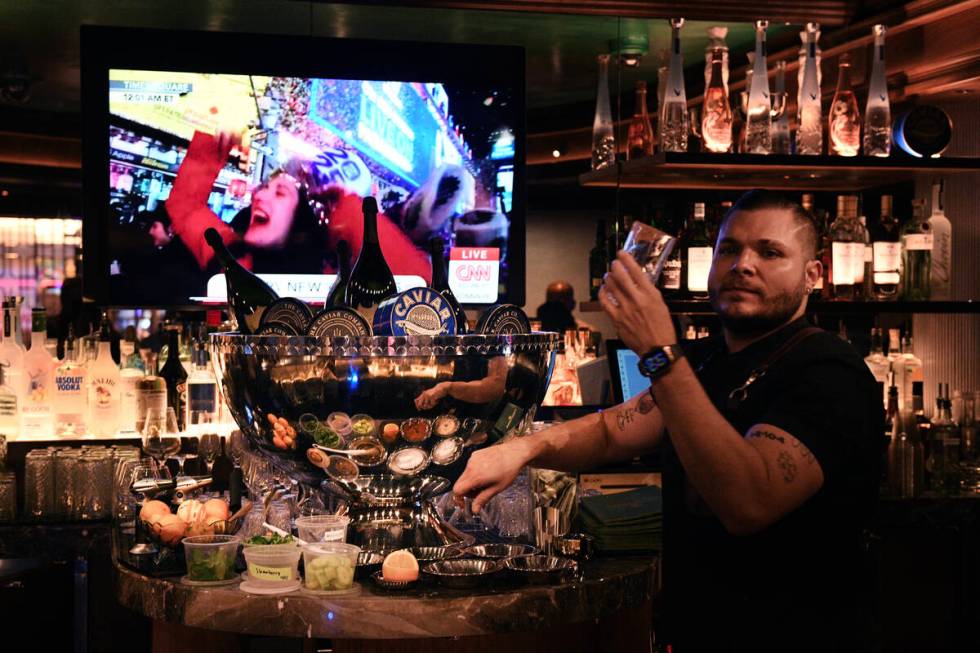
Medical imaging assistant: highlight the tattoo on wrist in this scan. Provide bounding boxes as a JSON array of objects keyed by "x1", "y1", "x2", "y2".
[
  {"x1": 748, "y1": 429, "x2": 785, "y2": 444},
  {"x1": 777, "y1": 451, "x2": 797, "y2": 483},
  {"x1": 790, "y1": 438, "x2": 816, "y2": 465}
]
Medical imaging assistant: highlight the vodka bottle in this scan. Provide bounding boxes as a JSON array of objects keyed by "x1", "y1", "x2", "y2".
[
  {"x1": 54, "y1": 326, "x2": 87, "y2": 437},
  {"x1": 872, "y1": 195, "x2": 901, "y2": 300},
  {"x1": 660, "y1": 18, "x2": 689, "y2": 153},
  {"x1": 902, "y1": 199, "x2": 932, "y2": 300},
  {"x1": 829, "y1": 195, "x2": 861, "y2": 300},
  {"x1": 0, "y1": 298, "x2": 26, "y2": 404},
  {"x1": 702, "y1": 48, "x2": 733, "y2": 153},
  {"x1": 771, "y1": 61, "x2": 791, "y2": 154},
  {"x1": 119, "y1": 340, "x2": 143, "y2": 433},
  {"x1": 797, "y1": 23, "x2": 823, "y2": 155},
  {"x1": 87, "y1": 315, "x2": 122, "y2": 438},
  {"x1": 0, "y1": 363, "x2": 16, "y2": 440},
  {"x1": 864, "y1": 24, "x2": 891, "y2": 156},
  {"x1": 928, "y1": 179, "x2": 952, "y2": 300},
  {"x1": 186, "y1": 342, "x2": 218, "y2": 436},
  {"x1": 744, "y1": 20, "x2": 772, "y2": 154},
  {"x1": 828, "y1": 54, "x2": 861, "y2": 156},
  {"x1": 627, "y1": 81, "x2": 655, "y2": 160},
  {"x1": 21, "y1": 309, "x2": 55, "y2": 438},
  {"x1": 591, "y1": 54, "x2": 616, "y2": 170}
]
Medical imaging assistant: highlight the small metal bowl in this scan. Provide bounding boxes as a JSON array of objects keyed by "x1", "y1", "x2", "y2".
[
  {"x1": 355, "y1": 551, "x2": 384, "y2": 580},
  {"x1": 399, "y1": 417, "x2": 432, "y2": 444},
  {"x1": 422, "y1": 558, "x2": 501, "y2": 589},
  {"x1": 387, "y1": 446, "x2": 430, "y2": 476},
  {"x1": 430, "y1": 436, "x2": 464, "y2": 466},
  {"x1": 465, "y1": 543, "x2": 537, "y2": 559},
  {"x1": 348, "y1": 436, "x2": 388, "y2": 466},
  {"x1": 503, "y1": 555, "x2": 578, "y2": 585},
  {"x1": 432, "y1": 414, "x2": 460, "y2": 438},
  {"x1": 371, "y1": 570, "x2": 419, "y2": 591},
  {"x1": 411, "y1": 546, "x2": 464, "y2": 562}
]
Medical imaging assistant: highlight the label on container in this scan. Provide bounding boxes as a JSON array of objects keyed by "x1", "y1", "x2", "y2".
[
  {"x1": 872, "y1": 242, "x2": 901, "y2": 285},
  {"x1": 661, "y1": 257, "x2": 681, "y2": 290},
  {"x1": 904, "y1": 234, "x2": 933, "y2": 251},
  {"x1": 831, "y1": 242, "x2": 857, "y2": 285},
  {"x1": 0, "y1": 392, "x2": 16, "y2": 416},
  {"x1": 188, "y1": 382, "x2": 217, "y2": 413},
  {"x1": 686, "y1": 247, "x2": 712, "y2": 293},
  {"x1": 248, "y1": 564, "x2": 294, "y2": 582}
]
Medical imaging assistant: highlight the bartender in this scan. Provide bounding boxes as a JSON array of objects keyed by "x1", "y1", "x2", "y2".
[{"x1": 454, "y1": 190, "x2": 885, "y2": 652}]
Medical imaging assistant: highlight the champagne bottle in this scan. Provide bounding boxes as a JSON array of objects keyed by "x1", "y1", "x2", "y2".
[
  {"x1": 325, "y1": 240, "x2": 352, "y2": 308},
  {"x1": 204, "y1": 228, "x2": 278, "y2": 334},
  {"x1": 345, "y1": 196, "x2": 397, "y2": 323},
  {"x1": 159, "y1": 328, "x2": 188, "y2": 430},
  {"x1": 627, "y1": 81, "x2": 655, "y2": 160},
  {"x1": 428, "y1": 236, "x2": 468, "y2": 334},
  {"x1": 210, "y1": 436, "x2": 234, "y2": 493}
]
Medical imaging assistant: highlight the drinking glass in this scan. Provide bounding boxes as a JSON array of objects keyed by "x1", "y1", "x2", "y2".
[
  {"x1": 142, "y1": 406, "x2": 181, "y2": 466},
  {"x1": 199, "y1": 433, "x2": 221, "y2": 472}
]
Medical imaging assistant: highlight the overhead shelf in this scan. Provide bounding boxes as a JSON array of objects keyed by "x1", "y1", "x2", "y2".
[
  {"x1": 579, "y1": 300, "x2": 980, "y2": 315},
  {"x1": 578, "y1": 153, "x2": 980, "y2": 191}
]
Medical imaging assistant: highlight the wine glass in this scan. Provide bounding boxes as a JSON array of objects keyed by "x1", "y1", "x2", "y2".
[
  {"x1": 141, "y1": 406, "x2": 181, "y2": 468},
  {"x1": 199, "y1": 433, "x2": 221, "y2": 472},
  {"x1": 127, "y1": 460, "x2": 172, "y2": 555}
]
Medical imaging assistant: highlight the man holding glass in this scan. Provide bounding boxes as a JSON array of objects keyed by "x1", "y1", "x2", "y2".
[{"x1": 454, "y1": 191, "x2": 884, "y2": 652}]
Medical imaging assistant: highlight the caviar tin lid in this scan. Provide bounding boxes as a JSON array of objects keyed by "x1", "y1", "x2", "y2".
[
  {"x1": 255, "y1": 320, "x2": 297, "y2": 336},
  {"x1": 387, "y1": 446, "x2": 430, "y2": 476},
  {"x1": 476, "y1": 304, "x2": 530, "y2": 335},
  {"x1": 307, "y1": 307, "x2": 372, "y2": 338},
  {"x1": 260, "y1": 298, "x2": 313, "y2": 334},
  {"x1": 372, "y1": 288, "x2": 457, "y2": 336}
]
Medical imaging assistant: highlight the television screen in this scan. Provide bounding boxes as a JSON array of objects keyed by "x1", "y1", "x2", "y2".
[{"x1": 82, "y1": 27, "x2": 525, "y2": 308}]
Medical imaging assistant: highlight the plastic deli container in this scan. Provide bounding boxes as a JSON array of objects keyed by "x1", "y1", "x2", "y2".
[
  {"x1": 242, "y1": 543, "x2": 302, "y2": 586},
  {"x1": 182, "y1": 535, "x2": 241, "y2": 582},
  {"x1": 295, "y1": 514, "x2": 351, "y2": 543},
  {"x1": 302, "y1": 542, "x2": 361, "y2": 591}
]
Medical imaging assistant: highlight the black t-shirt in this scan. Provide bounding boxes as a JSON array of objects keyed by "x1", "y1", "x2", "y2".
[{"x1": 661, "y1": 317, "x2": 885, "y2": 653}]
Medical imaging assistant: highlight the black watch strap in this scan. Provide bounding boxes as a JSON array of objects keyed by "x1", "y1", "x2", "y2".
[{"x1": 637, "y1": 344, "x2": 684, "y2": 379}]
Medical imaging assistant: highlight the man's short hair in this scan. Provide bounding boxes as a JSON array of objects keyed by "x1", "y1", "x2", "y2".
[{"x1": 721, "y1": 190, "x2": 819, "y2": 260}]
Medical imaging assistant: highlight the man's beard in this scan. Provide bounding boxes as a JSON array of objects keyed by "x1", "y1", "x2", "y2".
[{"x1": 709, "y1": 279, "x2": 806, "y2": 337}]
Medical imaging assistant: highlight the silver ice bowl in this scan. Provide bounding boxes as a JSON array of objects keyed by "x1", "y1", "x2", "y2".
[
  {"x1": 503, "y1": 555, "x2": 578, "y2": 585},
  {"x1": 422, "y1": 558, "x2": 502, "y2": 589},
  {"x1": 465, "y1": 543, "x2": 538, "y2": 559}
]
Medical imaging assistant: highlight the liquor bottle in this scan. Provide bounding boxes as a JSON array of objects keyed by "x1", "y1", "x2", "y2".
[
  {"x1": 928, "y1": 384, "x2": 960, "y2": 495},
  {"x1": 745, "y1": 20, "x2": 772, "y2": 154},
  {"x1": 659, "y1": 211, "x2": 684, "y2": 297},
  {"x1": 136, "y1": 373, "x2": 167, "y2": 437},
  {"x1": 660, "y1": 18, "x2": 689, "y2": 153},
  {"x1": 87, "y1": 314, "x2": 121, "y2": 438},
  {"x1": 210, "y1": 436, "x2": 235, "y2": 493},
  {"x1": 589, "y1": 220, "x2": 608, "y2": 301},
  {"x1": 204, "y1": 228, "x2": 279, "y2": 334},
  {"x1": 591, "y1": 54, "x2": 616, "y2": 170},
  {"x1": 684, "y1": 203, "x2": 712, "y2": 299},
  {"x1": 159, "y1": 328, "x2": 188, "y2": 431},
  {"x1": 345, "y1": 196, "x2": 397, "y2": 324},
  {"x1": 902, "y1": 199, "x2": 932, "y2": 300},
  {"x1": 324, "y1": 240, "x2": 352, "y2": 308},
  {"x1": 702, "y1": 48, "x2": 733, "y2": 153},
  {"x1": 884, "y1": 381, "x2": 900, "y2": 495},
  {"x1": 928, "y1": 179, "x2": 952, "y2": 300},
  {"x1": 771, "y1": 61, "x2": 791, "y2": 154},
  {"x1": 828, "y1": 54, "x2": 861, "y2": 156},
  {"x1": 428, "y1": 236, "x2": 468, "y2": 334},
  {"x1": 856, "y1": 215, "x2": 874, "y2": 300},
  {"x1": 0, "y1": 298, "x2": 26, "y2": 403},
  {"x1": 21, "y1": 308, "x2": 55, "y2": 438},
  {"x1": 54, "y1": 325, "x2": 87, "y2": 437},
  {"x1": 0, "y1": 364, "x2": 17, "y2": 440},
  {"x1": 797, "y1": 23, "x2": 823, "y2": 155},
  {"x1": 627, "y1": 81, "x2": 654, "y2": 160},
  {"x1": 872, "y1": 195, "x2": 901, "y2": 300},
  {"x1": 186, "y1": 342, "x2": 217, "y2": 436},
  {"x1": 704, "y1": 26, "x2": 730, "y2": 92},
  {"x1": 900, "y1": 333, "x2": 923, "y2": 414},
  {"x1": 119, "y1": 339, "x2": 143, "y2": 433},
  {"x1": 864, "y1": 25, "x2": 891, "y2": 156},
  {"x1": 829, "y1": 195, "x2": 861, "y2": 300},
  {"x1": 864, "y1": 327, "x2": 889, "y2": 406}
]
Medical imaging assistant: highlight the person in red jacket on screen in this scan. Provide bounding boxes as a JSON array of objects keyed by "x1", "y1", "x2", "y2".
[{"x1": 166, "y1": 130, "x2": 431, "y2": 284}]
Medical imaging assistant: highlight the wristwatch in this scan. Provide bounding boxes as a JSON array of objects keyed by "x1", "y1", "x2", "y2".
[{"x1": 637, "y1": 345, "x2": 685, "y2": 380}]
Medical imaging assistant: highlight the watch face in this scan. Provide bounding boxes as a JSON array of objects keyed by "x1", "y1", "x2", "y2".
[{"x1": 639, "y1": 351, "x2": 670, "y2": 377}]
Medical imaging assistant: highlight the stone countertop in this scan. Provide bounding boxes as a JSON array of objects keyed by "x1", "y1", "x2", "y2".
[{"x1": 114, "y1": 554, "x2": 657, "y2": 639}]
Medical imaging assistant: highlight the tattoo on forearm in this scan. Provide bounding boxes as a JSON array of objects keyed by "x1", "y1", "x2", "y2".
[
  {"x1": 616, "y1": 407, "x2": 637, "y2": 431},
  {"x1": 748, "y1": 429, "x2": 785, "y2": 444},
  {"x1": 790, "y1": 438, "x2": 816, "y2": 465},
  {"x1": 777, "y1": 452, "x2": 797, "y2": 483},
  {"x1": 637, "y1": 393, "x2": 656, "y2": 415}
]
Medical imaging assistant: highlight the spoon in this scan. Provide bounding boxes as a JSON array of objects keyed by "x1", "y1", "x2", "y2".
[{"x1": 313, "y1": 444, "x2": 382, "y2": 457}]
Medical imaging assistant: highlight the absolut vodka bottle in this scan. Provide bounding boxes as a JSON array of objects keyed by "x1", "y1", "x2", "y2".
[
  {"x1": 744, "y1": 20, "x2": 772, "y2": 154},
  {"x1": 864, "y1": 24, "x2": 891, "y2": 156},
  {"x1": 660, "y1": 18, "x2": 689, "y2": 153}
]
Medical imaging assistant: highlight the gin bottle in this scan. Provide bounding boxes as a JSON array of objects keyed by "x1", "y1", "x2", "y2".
[
  {"x1": 902, "y1": 199, "x2": 932, "y2": 300},
  {"x1": 702, "y1": 48, "x2": 733, "y2": 153},
  {"x1": 660, "y1": 18, "x2": 689, "y2": 153},
  {"x1": 872, "y1": 195, "x2": 901, "y2": 300},
  {"x1": 928, "y1": 179, "x2": 952, "y2": 300},
  {"x1": 864, "y1": 24, "x2": 891, "y2": 156},
  {"x1": 591, "y1": 54, "x2": 616, "y2": 170},
  {"x1": 797, "y1": 23, "x2": 823, "y2": 155},
  {"x1": 829, "y1": 54, "x2": 861, "y2": 156},
  {"x1": 744, "y1": 20, "x2": 772, "y2": 154},
  {"x1": 627, "y1": 81, "x2": 655, "y2": 160}
]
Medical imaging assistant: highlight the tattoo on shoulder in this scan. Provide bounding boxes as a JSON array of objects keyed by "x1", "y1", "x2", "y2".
[
  {"x1": 747, "y1": 429, "x2": 785, "y2": 444},
  {"x1": 777, "y1": 451, "x2": 797, "y2": 483},
  {"x1": 790, "y1": 438, "x2": 816, "y2": 465},
  {"x1": 637, "y1": 393, "x2": 656, "y2": 415}
]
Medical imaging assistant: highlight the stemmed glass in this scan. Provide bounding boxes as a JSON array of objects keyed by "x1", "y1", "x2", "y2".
[
  {"x1": 198, "y1": 433, "x2": 221, "y2": 472},
  {"x1": 141, "y1": 407, "x2": 182, "y2": 470},
  {"x1": 127, "y1": 460, "x2": 172, "y2": 555}
]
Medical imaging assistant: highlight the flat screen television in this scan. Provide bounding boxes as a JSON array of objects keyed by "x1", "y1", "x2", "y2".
[{"x1": 81, "y1": 26, "x2": 525, "y2": 309}]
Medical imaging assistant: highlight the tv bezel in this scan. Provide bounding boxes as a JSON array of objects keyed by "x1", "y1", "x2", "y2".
[{"x1": 80, "y1": 25, "x2": 527, "y2": 309}]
